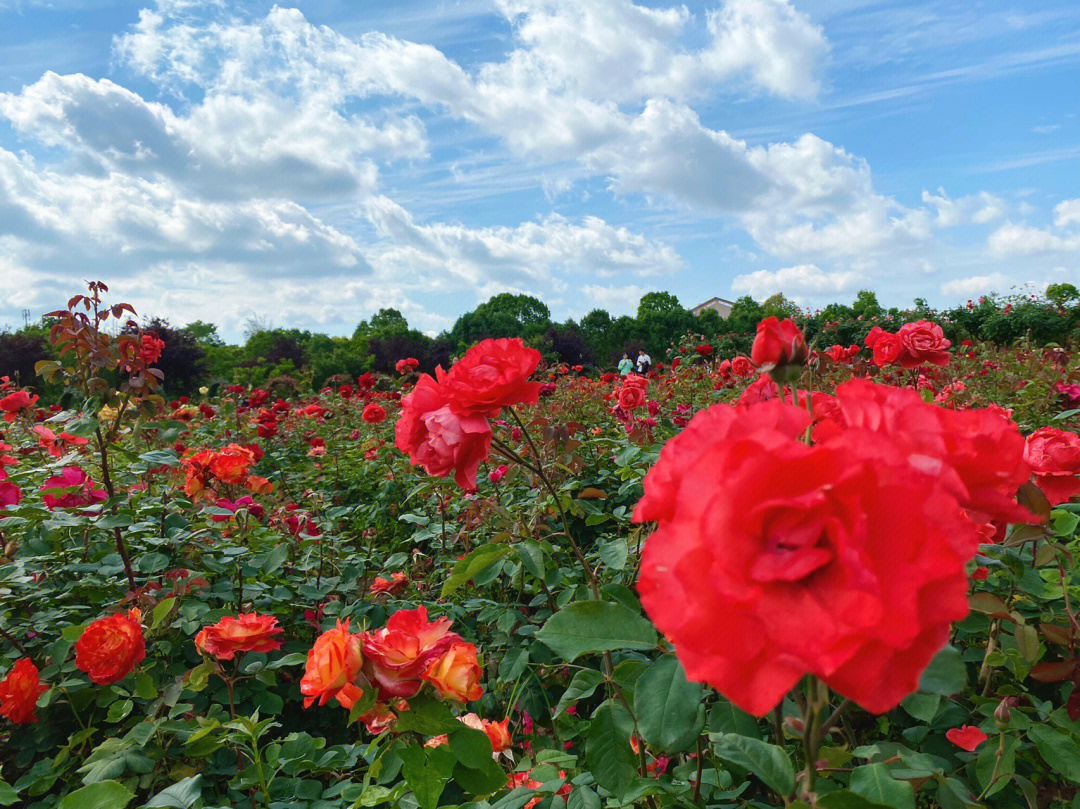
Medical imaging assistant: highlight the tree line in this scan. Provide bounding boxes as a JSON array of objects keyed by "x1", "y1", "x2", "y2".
[{"x1": 3, "y1": 284, "x2": 1079, "y2": 396}]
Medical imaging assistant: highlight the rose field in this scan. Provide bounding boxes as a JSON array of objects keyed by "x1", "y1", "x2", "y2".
[{"x1": 4, "y1": 285, "x2": 1080, "y2": 809}]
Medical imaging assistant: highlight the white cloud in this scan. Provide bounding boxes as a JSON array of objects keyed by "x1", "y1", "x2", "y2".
[
  {"x1": 922, "y1": 188, "x2": 1005, "y2": 226},
  {"x1": 988, "y1": 222, "x2": 1080, "y2": 256},
  {"x1": 580, "y1": 283, "x2": 653, "y2": 314},
  {"x1": 1054, "y1": 199, "x2": 1080, "y2": 228},
  {"x1": 730, "y1": 263, "x2": 861, "y2": 300},
  {"x1": 939, "y1": 273, "x2": 1015, "y2": 297}
]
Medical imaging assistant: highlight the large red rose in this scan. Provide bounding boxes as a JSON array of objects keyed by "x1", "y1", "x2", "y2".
[
  {"x1": 896, "y1": 320, "x2": 951, "y2": 368},
  {"x1": 40, "y1": 466, "x2": 107, "y2": 511},
  {"x1": 750, "y1": 317, "x2": 808, "y2": 372},
  {"x1": 395, "y1": 375, "x2": 492, "y2": 490},
  {"x1": 0, "y1": 658, "x2": 49, "y2": 724},
  {"x1": 437, "y1": 338, "x2": 542, "y2": 417},
  {"x1": 75, "y1": 608, "x2": 146, "y2": 685},
  {"x1": 1025, "y1": 427, "x2": 1080, "y2": 506},
  {"x1": 362, "y1": 403, "x2": 387, "y2": 424},
  {"x1": 633, "y1": 400, "x2": 979, "y2": 716},
  {"x1": 362, "y1": 606, "x2": 461, "y2": 700},
  {"x1": 195, "y1": 612, "x2": 284, "y2": 661}
]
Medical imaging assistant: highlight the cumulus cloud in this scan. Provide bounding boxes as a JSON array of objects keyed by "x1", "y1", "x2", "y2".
[
  {"x1": 988, "y1": 222, "x2": 1080, "y2": 256},
  {"x1": 939, "y1": 273, "x2": 1016, "y2": 298},
  {"x1": 1055, "y1": 199, "x2": 1080, "y2": 228},
  {"x1": 730, "y1": 263, "x2": 861, "y2": 301},
  {"x1": 922, "y1": 188, "x2": 1005, "y2": 226}
]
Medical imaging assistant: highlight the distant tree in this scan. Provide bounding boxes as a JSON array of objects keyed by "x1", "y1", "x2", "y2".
[
  {"x1": 355, "y1": 308, "x2": 411, "y2": 340},
  {"x1": 636, "y1": 291, "x2": 692, "y2": 354},
  {"x1": 185, "y1": 320, "x2": 224, "y2": 346},
  {"x1": 852, "y1": 289, "x2": 884, "y2": 319},
  {"x1": 694, "y1": 308, "x2": 725, "y2": 337},
  {"x1": 242, "y1": 329, "x2": 309, "y2": 369},
  {"x1": 1047, "y1": 283, "x2": 1080, "y2": 307},
  {"x1": 0, "y1": 331, "x2": 51, "y2": 388},
  {"x1": 761, "y1": 293, "x2": 800, "y2": 319},
  {"x1": 448, "y1": 293, "x2": 551, "y2": 347},
  {"x1": 544, "y1": 325, "x2": 594, "y2": 367},
  {"x1": 725, "y1": 296, "x2": 766, "y2": 335}
]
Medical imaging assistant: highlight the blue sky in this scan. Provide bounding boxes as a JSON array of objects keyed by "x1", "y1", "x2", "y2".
[{"x1": 0, "y1": 0, "x2": 1077, "y2": 340}]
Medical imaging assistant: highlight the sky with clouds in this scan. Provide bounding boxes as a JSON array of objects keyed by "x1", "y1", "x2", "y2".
[{"x1": 0, "y1": 0, "x2": 1076, "y2": 340}]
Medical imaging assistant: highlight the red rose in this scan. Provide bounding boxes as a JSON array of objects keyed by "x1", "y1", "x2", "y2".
[
  {"x1": 871, "y1": 332, "x2": 905, "y2": 367},
  {"x1": 362, "y1": 403, "x2": 387, "y2": 424},
  {"x1": 0, "y1": 390, "x2": 38, "y2": 421},
  {"x1": 618, "y1": 384, "x2": 646, "y2": 410},
  {"x1": 40, "y1": 466, "x2": 108, "y2": 511},
  {"x1": 633, "y1": 398, "x2": 979, "y2": 716},
  {"x1": 896, "y1": 320, "x2": 951, "y2": 368},
  {"x1": 195, "y1": 612, "x2": 284, "y2": 661},
  {"x1": 1025, "y1": 427, "x2": 1080, "y2": 506},
  {"x1": 395, "y1": 375, "x2": 492, "y2": 490},
  {"x1": 817, "y1": 379, "x2": 1034, "y2": 524},
  {"x1": 0, "y1": 470, "x2": 21, "y2": 509},
  {"x1": 437, "y1": 338, "x2": 542, "y2": 417},
  {"x1": 750, "y1": 317, "x2": 807, "y2": 372},
  {"x1": 0, "y1": 658, "x2": 49, "y2": 724},
  {"x1": 731, "y1": 356, "x2": 754, "y2": 377},
  {"x1": 694, "y1": 344, "x2": 713, "y2": 356},
  {"x1": 75, "y1": 608, "x2": 146, "y2": 685},
  {"x1": 362, "y1": 606, "x2": 461, "y2": 700},
  {"x1": 946, "y1": 725, "x2": 988, "y2": 751}
]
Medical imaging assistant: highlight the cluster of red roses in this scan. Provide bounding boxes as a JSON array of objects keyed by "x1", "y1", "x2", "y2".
[
  {"x1": 395, "y1": 338, "x2": 542, "y2": 489},
  {"x1": 865, "y1": 320, "x2": 952, "y2": 369},
  {"x1": 633, "y1": 320, "x2": 1038, "y2": 716},
  {"x1": 298, "y1": 607, "x2": 484, "y2": 734},
  {"x1": 180, "y1": 443, "x2": 271, "y2": 501}
]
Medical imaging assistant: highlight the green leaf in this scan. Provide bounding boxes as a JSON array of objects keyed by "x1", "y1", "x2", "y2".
[
  {"x1": 393, "y1": 695, "x2": 460, "y2": 736},
  {"x1": 1028, "y1": 725, "x2": 1080, "y2": 784},
  {"x1": 449, "y1": 725, "x2": 494, "y2": 770},
  {"x1": 633, "y1": 655, "x2": 705, "y2": 754},
  {"x1": 0, "y1": 782, "x2": 18, "y2": 807},
  {"x1": 566, "y1": 787, "x2": 601, "y2": 809},
  {"x1": 142, "y1": 776, "x2": 203, "y2": 808},
  {"x1": 536, "y1": 600, "x2": 657, "y2": 662},
  {"x1": 586, "y1": 701, "x2": 637, "y2": 798},
  {"x1": 711, "y1": 733, "x2": 796, "y2": 797},
  {"x1": 597, "y1": 538, "x2": 627, "y2": 570},
  {"x1": 151, "y1": 597, "x2": 176, "y2": 630},
  {"x1": 849, "y1": 764, "x2": 915, "y2": 809},
  {"x1": 399, "y1": 745, "x2": 455, "y2": 809},
  {"x1": 266, "y1": 652, "x2": 307, "y2": 669},
  {"x1": 58, "y1": 781, "x2": 135, "y2": 809},
  {"x1": 899, "y1": 693, "x2": 940, "y2": 723},
  {"x1": 918, "y1": 645, "x2": 966, "y2": 696},
  {"x1": 442, "y1": 544, "x2": 513, "y2": 598},
  {"x1": 553, "y1": 669, "x2": 604, "y2": 718},
  {"x1": 451, "y1": 756, "x2": 508, "y2": 797},
  {"x1": 817, "y1": 791, "x2": 894, "y2": 809},
  {"x1": 516, "y1": 540, "x2": 546, "y2": 579},
  {"x1": 106, "y1": 700, "x2": 133, "y2": 723}
]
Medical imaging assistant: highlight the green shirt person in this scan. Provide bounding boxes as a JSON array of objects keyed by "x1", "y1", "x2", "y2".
[{"x1": 617, "y1": 354, "x2": 633, "y2": 375}]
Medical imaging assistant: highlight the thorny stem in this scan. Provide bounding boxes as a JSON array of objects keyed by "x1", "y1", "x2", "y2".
[
  {"x1": 95, "y1": 426, "x2": 137, "y2": 592},
  {"x1": 0, "y1": 625, "x2": 27, "y2": 656}
]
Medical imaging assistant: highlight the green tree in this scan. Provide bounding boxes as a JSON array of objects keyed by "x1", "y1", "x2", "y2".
[
  {"x1": 1046, "y1": 283, "x2": 1080, "y2": 307},
  {"x1": 635, "y1": 292, "x2": 692, "y2": 354},
  {"x1": 851, "y1": 289, "x2": 884, "y2": 319},
  {"x1": 448, "y1": 293, "x2": 552, "y2": 348}
]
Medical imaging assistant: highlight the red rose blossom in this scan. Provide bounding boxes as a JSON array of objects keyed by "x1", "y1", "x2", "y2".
[
  {"x1": 437, "y1": 338, "x2": 542, "y2": 417},
  {"x1": 871, "y1": 332, "x2": 905, "y2": 367},
  {"x1": 633, "y1": 395, "x2": 980, "y2": 716},
  {"x1": 896, "y1": 320, "x2": 951, "y2": 368},
  {"x1": 75, "y1": 608, "x2": 146, "y2": 685},
  {"x1": 362, "y1": 403, "x2": 387, "y2": 424},
  {"x1": 1024, "y1": 427, "x2": 1080, "y2": 506},
  {"x1": 194, "y1": 612, "x2": 284, "y2": 661},
  {"x1": 0, "y1": 658, "x2": 49, "y2": 724},
  {"x1": 946, "y1": 725, "x2": 988, "y2": 751},
  {"x1": 751, "y1": 317, "x2": 808, "y2": 373}
]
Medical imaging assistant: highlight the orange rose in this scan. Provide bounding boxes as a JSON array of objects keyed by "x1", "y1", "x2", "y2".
[
  {"x1": 460, "y1": 712, "x2": 512, "y2": 753},
  {"x1": 300, "y1": 620, "x2": 364, "y2": 709},
  {"x1": 195, "y1": 612, "x2": 284, "y2": 661},
  {"x1": 208, "y1": 444, "x2": 255, "y2": 485},
  {"x1": 362, "y1": 606, "x2": 461, "y2": 699},
  {"x1": 421, "y1": 642, "x2": 483, "y2": 702},
  {"x1": 244, "y1": 475, "x2": 273, "y2": 495},
  {"x1": 75, "y1": 608, "x2": 146, "y2": 685},
  {"x1": 0, "y1": 658, "x2": 49, "y2": 724}
]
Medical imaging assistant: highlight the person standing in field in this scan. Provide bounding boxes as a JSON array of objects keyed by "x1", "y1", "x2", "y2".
[
  {"x1": 636, "y1": 350, "x2": 651, "y2": 374},
  {"x1": 617, "y1": 353, "x2": 633, "y2": 375}
]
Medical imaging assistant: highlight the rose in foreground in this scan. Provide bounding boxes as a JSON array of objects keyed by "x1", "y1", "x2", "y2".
[
  {"x1": 195, "y1": 612, "x2": 284, "y2": 661},
  {"x1": 301, "y1": 620, "x2": 364, "y2": 709},
  {"x1": 437, "y1": 337, "x2": 542, "y2": 417},
  {"x1": 633, "y1": 389, "x2": 1000, "y2": 716}
]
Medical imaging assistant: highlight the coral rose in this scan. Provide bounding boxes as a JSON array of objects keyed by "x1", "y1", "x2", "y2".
[
  {"x1": 437, "y1": 338, "x2": 542, "y2": 417},
  {"x1": 300, "y1": 620, "x2": 364, "y2": 709},
  {"x1": 1025, "y1": 427, "x2": 1080, "y2": 506},
  {"x1": 863, "y1": 326, "x2": 885, "y2": 347},
  {"x1": 750, "y1": 317, "x2": 808, "y2": 373},
  {"x1": 362, "y1": 403, "x2": 387, "y2": 424},
  {"x1": 0, "y1": 390, "x2": 37, "y2": 421},
  {"x1": 362, "y1": 606, "x2": 461, "y2": 699},
  {"x1": 896, "y1": 320, "x2": 951, "y2": 368},
  {"x1": 633, "y1": 398, "x2": 980, "y2": 716},
  {"x1": 369, "y1": 572, "x2": 409, "y2": 596},
  {"x1": 617, "y1": 383, "x2": 647, "y2": 410},
  {"x1": 731, "y1": 356, "x2": 754, "y2": 377},
  {"x1": 195, "y1": 612, "x2": 284, "y2": 661},
  {"x1": 395, "y1": 375, "x2": 492, "y2": 490},
  {"x1": 0, "y1": 658, "x2": 49, "y2": 724},
  {"x1": 208, "y1": 444, "x2": 256, "y2": 485},
  {"x1": 422, "y1": 642, "x2": 484, "y2": 702},
  {"x1": 461, "y1": 713, "x2": 512, "y2": 754},
  {"x1": 75, "y1": 609, "x2": 146, "y2": 685}
]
